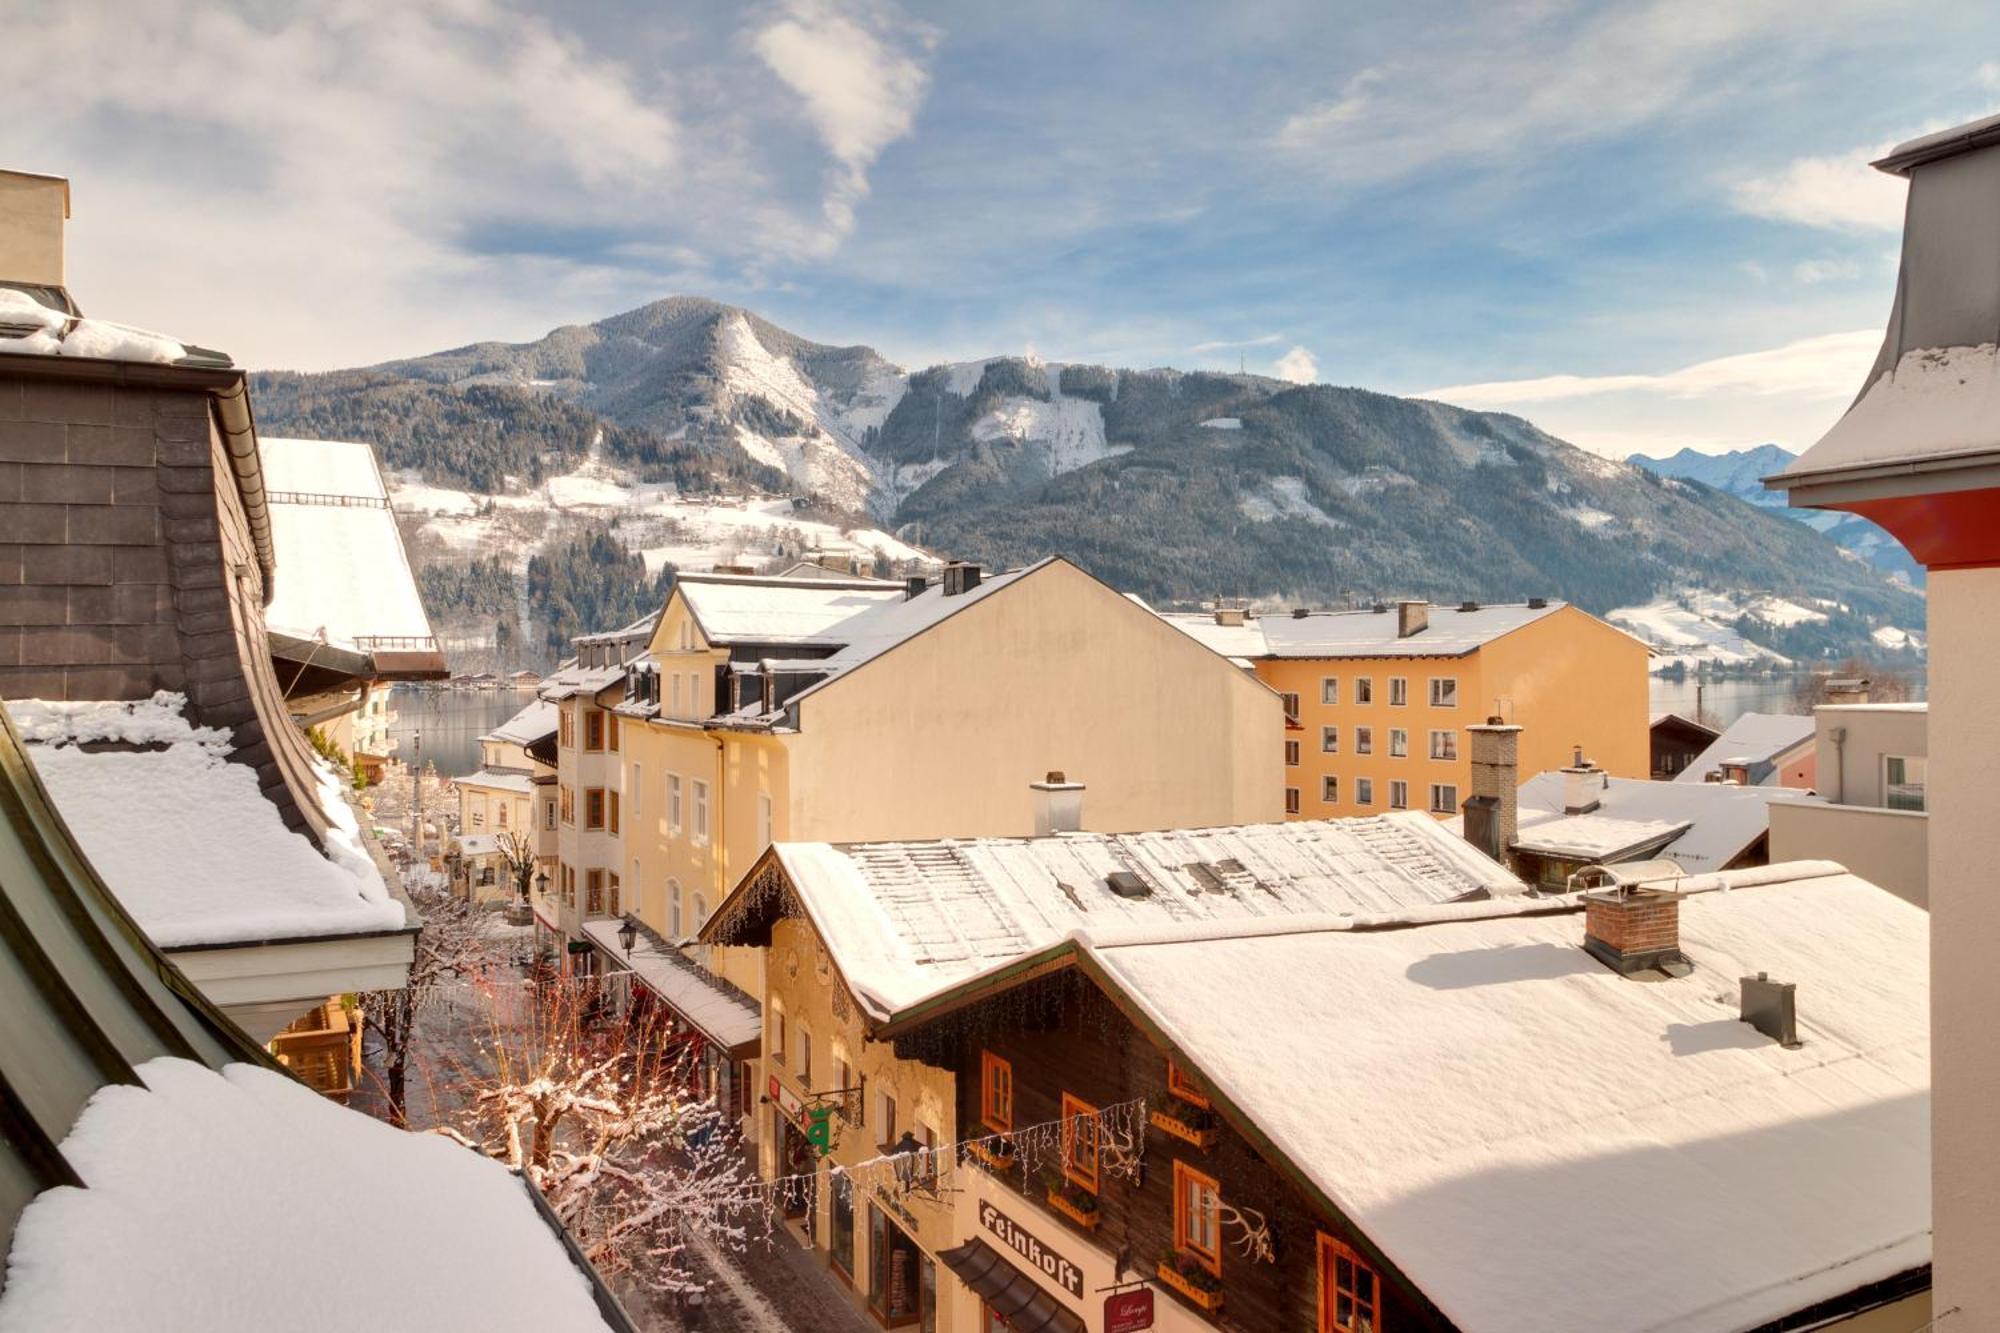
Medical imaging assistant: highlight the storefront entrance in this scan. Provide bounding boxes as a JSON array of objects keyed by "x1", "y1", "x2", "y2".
[
  {"x1": 777, "y1": 1114, "x2": 817, "y2": 1239},
  {"x1": 868, "y1": 1202, "x2": 932, "y2": 1328}
]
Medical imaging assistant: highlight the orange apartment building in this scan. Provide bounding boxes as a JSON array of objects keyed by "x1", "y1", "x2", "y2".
[{"x1": 1164, "y1": 598, "x2": 1650, "y2": 819}]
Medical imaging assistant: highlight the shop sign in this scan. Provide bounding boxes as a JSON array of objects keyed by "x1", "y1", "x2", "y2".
[
  {"x1": 1105, "y1": 1287, "x2": 1154, "y2": 1332},
  {"x1": 979, "y1": 1200, "x2": 1083, "y2": 1299},
  {"x1": 767, "y1": 1076, "x2": 832, "y2": 1157}
]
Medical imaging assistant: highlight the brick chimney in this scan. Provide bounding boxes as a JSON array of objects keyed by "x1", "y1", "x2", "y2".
[
  {"x1": 1561, "y1": 747, "x2": 1605, "y2": 814},
  {"x1": 1396, "y1": 600, "x2": 1429, "y2": 638},
  {"x1": 1583, "y1": 886, "x2": 1689, "y2": 976},
  {"x1": 1463, "y1": 718, "x2": 1521, "y2": 865},
  {"x1": 1030, "y1": 771, "x2": 1084, "y2": 835}
]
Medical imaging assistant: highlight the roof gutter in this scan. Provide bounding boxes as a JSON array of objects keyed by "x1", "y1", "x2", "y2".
[{"x1": 208, "y1": 373, "x2": 277, "y2": 607}]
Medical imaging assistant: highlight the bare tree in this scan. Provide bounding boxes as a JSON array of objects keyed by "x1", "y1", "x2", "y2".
[
  {"x1": 360, "y1": 877, "x2": 507, "y2": 1128},
  {"x1": 1792, "y1": 658, "x2": 1917, "y2": 711},
  {"x1": 494, "y1": 828, "x2": 540, "y2": 904},
  {"x1": 446, "y1": 978, "x2": 764, "y2": 1295}
]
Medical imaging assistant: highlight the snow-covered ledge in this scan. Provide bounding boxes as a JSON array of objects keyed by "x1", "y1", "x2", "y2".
[{"x1": 12, "y1": 694, "x2": 419, "y2": 1039}]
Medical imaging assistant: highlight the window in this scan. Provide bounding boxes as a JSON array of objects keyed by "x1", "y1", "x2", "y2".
[
  {"x1": 1173, "y1": 1161, "x2": 1222, "y2": 1276},
  {"x1": 758, "y1": 792, "x2": 773, "y2": 849},
  {"x1": 609, "y1": 872, "x2": 622, "y2": 916},
  {"x1": 981, "y1": 1052, "x2": 1013, "y2": 1132},
  {"x1": 1322, "y1": 775, "x2": 1339, "y2": 803},
  {"x1": 470, "y1": 807, "x2": 484, "y2": 829},
  {"x1": 1389, "y1": 728, "x2": 1408, "y2": 758},
  {"x1": 670, "y1": 674, "x2": 682, "y2": 716},
  {"x1": 559, "y1": 785, "x2": 574, "y2": 825},
  {"x1": 668, "y1": 879, "x2": 683, "y2": 937},
  {"x1": 496, "y1": 803, "x2": 508, "y2": 830},
  {"x1": 1320, "y1": 677, "x2": 1338, "y2": 705},
  {"x1": 585, "y1": 788, "x2": 605, "y2": 830},
  {"x1": 797, "y1": 1026, "x2": 813, "y2": 1084},
  {"x1": 1285, "y1": 787, "x2": 1301, "y2": 815},
  {"x1": 1429, "y1": 783, "x2": 1459, "y2": 815},
  {"x1": 1321, "y1": 725, "x2": 1339, "y2": 754},
  {"x1": 544, "y1": 799, "x2": 555, "y2": 831},
  {"x1": 1355, "y1": 726, "x2": 1374, "y2": 756},
  {"x1": 1060, "y1": 1094, "x2": 1099, "y2": 1193},
  {"x1": 770, "y1": 1001, "x2": 786, "y2": 1066},
  {"x1": 667, "y1": 774, "x2": 683, "y2": 834},
  {"x1": 1167, "y1": 1058, "x2": 1209, "y2": 1108},
  {"x1": 559, "y1": 709, "x2": 573, "y2": 748},
  {"x1": 878, "y1": 1089, "x2": 898, "y2": 1148},
  {"x1": 1318, "y1": 1234, "x2": 1381, "y2": 1333},
  {"x1": 606, "y1": 712, "x2": 619, "y2": 751},
  {"x1": 1389, "y1": 677, "x2": 1408, "y2": 706},
  {"x1": 585, "y1": 710, "x2": 605, "y2": 751},
  {"x1": 1356, "y1": 777, "x2": 1373, "y2": 806},
  {"x1": 1354, "y1": 677, "x2": 1374, "y2": 705},
  {"x1": 686, "y1": 672, "x2": 700, "y2": 716},
  {"x1": 1389, "y1": 780, "x2": 1409, "y2": 810},
  {"x1": 833, "y1": 1052, "x2": 854, "y2": 1119},
  {"x1": 1285, "y1": 739, "x2": 1301, "y2": 767},
  {"x1": 1279, "y1": 692, "x2": 1301, "y2": 723},
  {"x1": 609, "y1": 790, "x2": 620, "y2": 835},
  {"x1": 678, "y1": 620, "x2": 692, "y2": 652},
  {"x1": 692, "y1": 780, "x2": 711, "y2": 845},
  {"x1": 691, "y1": 892, "x2": 708, "y2": 926},
  {"x1": 1885, "y1": 755, "x2": 1927, "y2": 811},
  {"x1": 1429, "y1": 677, "x2": 1458, "y2": 708},
  {"x1": 586, "y1": 869, "x2": 604, "y2": 915},
  {"x1": 1429, "y1": 729, "x2": 1458, "y2": 761}
]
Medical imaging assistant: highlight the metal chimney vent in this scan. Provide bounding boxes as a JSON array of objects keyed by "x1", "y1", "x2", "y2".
[
  {"x1": 1741, "y1": 972, "x2": 1802, "y2": 1048},
  {"x1": 1105, "y1": 871, "x2": 1152, "y2": 899},
  {"x1": 1527, "y1": 597, "x2": 1548, "y2": 609}
]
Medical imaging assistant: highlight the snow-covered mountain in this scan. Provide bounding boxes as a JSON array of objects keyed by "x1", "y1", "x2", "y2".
[{"x1": 1629, "y1": 445, "x2": 1923, "y2": 586}]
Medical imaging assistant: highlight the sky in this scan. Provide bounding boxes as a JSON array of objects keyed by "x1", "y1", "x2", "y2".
[{"x1": 5, "y1": 0, "x2": 1998, "y2": 458}]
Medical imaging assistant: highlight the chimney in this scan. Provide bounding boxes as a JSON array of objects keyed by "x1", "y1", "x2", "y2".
[
  {"x1": 1562, "y1": 746, "x2": 1604, "y2": 815},
  {"x1": 1030, "y1": 771, "x2": 1084, "y2": 835},
  {"x1": 1740, "y1": 973, "x2": 1803, "y2": 1047},
  {"x1": 0, "y1": 169, "x2": 70, "y2": 290},
  {"x1": 1823, "y1": 676, "x2": 1870, "y2": 705},
  {"x1": 1583, "y1": 883, "x2": 1689, "y2": 976},
  {"x1": 1527, "y1": 597, "x2": 1548, "y2": 610},
  {"x1": 1462, "y1": 717, "x2": 1522, "y2": 864},
  {"x1": 1213, "y1": 599, "x2": 1248, "y2": 627},
  {"x1": 1291, "y1": 606, "x2": 1310, "y2": 619},
  {"x1": 903, "y1": 575, "x2": 928, "y2": 601},
  {"x1": 942, "y1": 561, "x2": 982, "y2": 596},
  {"x1": 1396, "y1": 600, "x2": 1429, "y2": 638}
]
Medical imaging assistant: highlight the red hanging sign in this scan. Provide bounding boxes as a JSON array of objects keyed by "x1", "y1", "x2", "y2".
[{"x1": 1105, "y1": 1287, "x2": 1154, "y2": 1332}]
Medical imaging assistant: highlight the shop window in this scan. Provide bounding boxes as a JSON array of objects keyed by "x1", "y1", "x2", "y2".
[
  {"x1": 1060, "y1": 1093, "x2": 1099, "y2": 1193},
  {"x1": 829, "y1": 1170, "x2": 855, "y2": 1278},
  {"x1": 981, "y1": 1051, "x2": 1012, "y2": 1132},
  {"x1": 1318, "y1": 1234, "x2": 1381, "y2": 1333},
  {"x1": 868, "y1": 1203, "x2": 923, "y2": 1326},
  {"x1": 1173, "y1": 1160, "x2": 1222, "y2": 1276}
]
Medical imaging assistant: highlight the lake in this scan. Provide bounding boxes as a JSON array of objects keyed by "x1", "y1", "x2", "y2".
[
  {"x1": 1649, "y1": 670, "x2": 1926, "y2": 729},
  {"x1": 386, "y1": 686, "x2": 538, "y2": 778}
]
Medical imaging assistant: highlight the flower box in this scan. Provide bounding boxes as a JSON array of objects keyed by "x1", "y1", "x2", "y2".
[
  {"x1": 1044, "y1": 1185, "x2": 1100, "y2": 1231},
  {"x1": 1156, "y1": 1259, "x2": 1224, "y2": 1312},
  {"x1": 1150, "y1": 1107, "x2": 1220, "y2": 1149},
  {"x1": 964, "y1": 1138, "x2": 1016, "y2": 1173}
]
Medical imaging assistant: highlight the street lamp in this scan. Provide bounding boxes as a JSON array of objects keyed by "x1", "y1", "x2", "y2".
[
  {"x1": 617, "y1": 915, "x2": 639, "y2": 956},
  {"x1": 891, "y1": 1130, "x2": 922, "y2": 1193},
  {"x1": 534, "y1": 868, "x2": 550, "y2": 899}
]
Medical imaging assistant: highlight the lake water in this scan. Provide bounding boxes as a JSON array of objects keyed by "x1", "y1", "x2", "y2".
[
  {"x1": 386, "y1": 686, "x2": 538, "y2": 778},
  {"x1": 1649, "y1": 671, "x2": 1927, "y2": 729}
]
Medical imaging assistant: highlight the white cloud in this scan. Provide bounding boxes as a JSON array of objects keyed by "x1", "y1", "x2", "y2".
[
  {"x1": 1732, "y1": 142, "x2": 1907, "y2": 232},
  {"x1": 1274, "y1": 345, "x2": 1320, "y2": 384},
  {"x1": 1981, "y1": 61, "x2": 2000, "y2": 90},
  {"x1": 752, "y1": 0, "x2": 936, "y2": 243},
  {"x1": 1419, "y1": 330, "x2": 1881, "y2": 457},
  {"x1": 1793, "y1": 257, "x2": 1862, "y2": 284},
  {"x1": 1190, "y1": 334, "x2": 1283, "y2": 353}
]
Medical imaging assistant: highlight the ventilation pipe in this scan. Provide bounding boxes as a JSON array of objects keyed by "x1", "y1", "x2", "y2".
[{"x1": 1030, "y1": 771, "x2": 1085, "y2": 835}]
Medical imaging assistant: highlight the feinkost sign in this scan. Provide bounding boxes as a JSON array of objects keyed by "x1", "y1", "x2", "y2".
[{"x1": 979, "y1": 1200, "x2": 1083, "y2": 1299}]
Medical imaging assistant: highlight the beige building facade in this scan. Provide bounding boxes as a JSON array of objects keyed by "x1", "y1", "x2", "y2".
[{"x1": 1768, "y1": 703, "x2": 1928, "y2": 907}]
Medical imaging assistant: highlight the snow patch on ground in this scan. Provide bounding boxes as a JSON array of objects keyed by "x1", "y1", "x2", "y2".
[
  {"x1": 712, "y1": 312, "x2": 878, "y2": 509},
  {"x1": 970, "y1": 394, "x2": 1123, "y2": 477},
  {"x1": 1873, "y1": 625, "x2": 1924, "y2": 650},
  {"x1": 1570, "y1": 507, "x2": 1616, "y2": 531},
  {"x1": 1200, "y1": 417, "x2": 1243, "y2": 430},
  {"x1": 943, "y1": 358, "x2": 994, "y2": 397},
  {"x1": 1609, "y1": 594, "x2": 1792, "y2": 669},
  {"x1": 1240, "y1": 476, "x2": 1340, "y2": 528}
]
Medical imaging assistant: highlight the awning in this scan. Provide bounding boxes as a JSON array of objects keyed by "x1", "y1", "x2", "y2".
[
  {"x1": 936, "y1": 1238, "x2": 1085, "y2": 1333},
  {"x1": 581, "y1": 919, "x2": 762, "y2": 1057}
]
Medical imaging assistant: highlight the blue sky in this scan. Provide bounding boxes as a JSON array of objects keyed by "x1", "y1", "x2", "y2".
[{"x1": 6, "y1": 0, "x2": 2000, "y2": 456}]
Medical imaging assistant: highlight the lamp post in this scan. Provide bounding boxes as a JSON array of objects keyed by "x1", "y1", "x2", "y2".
[
  {"x1": 534, "y1": 868, "x2": 550, "y2": 901},
  {"x1": 617, "y1": 915, "x2": 639, "y2": 956}
]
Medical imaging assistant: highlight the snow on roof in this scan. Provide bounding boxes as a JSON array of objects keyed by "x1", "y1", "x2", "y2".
[
  {"x1": 0, "y1": 290, "x2": 195, "y2": 364},
  {"x1": 0, "y1": 1058, "x2": 614, "y2": 1331},
  {"x1": 1086, "y1": 868, "x2": 1929, "y2": 1333},
  {"x1": 581, "y1": 920, "x2": 761, "y2": 1054},
  {"x1": 675, "y1": 572, "x2": 906, "y2": 647},
  {"x1": 572, "y1": 611, "x2": 659, "y2": 646},
  {"x1": 539, "y1": 665, "x2": 628, "y2": 701},
  {"x1": 11, "y1": 694, "x2": 404, "y2": 948},
  {"x1": 1779, "y1": 343, "x2": 2000, "y2": 483},
  {"x1": 259, "y1": 438, "x2": 435, "y2": 652},
  {"x1": 1158, "y1": 600, "x2": 1570, "y2": 660},
  {"x1": 1649, "y1": 710, "x2": 1719, "y2": 736},
  {"x1": 1514, "y1": 772, "x2": 1819, "y2": 872},
  {"x1": 456, "y1": 833, "x2": 502, "y2": 856},
  {"x1": 483, "y1": 698, "x2": 558, "y2": 747},
  {"x1": 457, "y1": 769, "x2": 536, "y2": 795},
  {"x1": 1674, "y1": 712, "x2": 1816, "y2": 785},
  {"x1": 759, "y1": 812, "x2": 1526, "y2": 1020}
]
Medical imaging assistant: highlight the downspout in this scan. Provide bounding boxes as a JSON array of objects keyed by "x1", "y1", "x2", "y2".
[{"x1": 1828, "y1": 726, "x2": 1847, "y2": 803}]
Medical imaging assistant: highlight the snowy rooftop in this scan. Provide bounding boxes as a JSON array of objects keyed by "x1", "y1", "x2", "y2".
[
  {"x1": 539, "y1": 664, "x2": 630, "y2": 702},
  {"x1": 582, "y1": 919, "x2": 761, "y2": 1054},
  {"x1": 458, "y1": 769, "x2": 536, "y2": 795},
  {"x1": 0, "y1": 289, "x2": 207, "y2": 365},
  {"x1": 675, "y1": 572, "x2": 906, "y2": 647},
  {"x1": 483, "y1": 698, "x2": 558, "y2": 748},
  {"x1": 1778, "y1": 344, "x2": 2000, "y2": 483},
  {"x1": 1674, "y1": 712, "x2": 1816, "y2": 785},
  {"x1": 0, "y1": 1058, "x2": 614, "y2": 1331},
  {"x1": 739, "y1": 813, "x2": 1526, "y2": 1020},
  {"x1": 10, "y1": 694, "x2": 404, "y2": 948},
  {"x1": 1513, "y1": 772, "x2": 1819, "y2": 872},
  {"x1": 1086, "y1": 867, "x2": 1928, "y2": 1333},
  {"x1": 259, "y1": 438, "x2": 436, "y2": 653},
  {"x1": 1159, "y1": 600, "x2": 1569, "y2": 660}
]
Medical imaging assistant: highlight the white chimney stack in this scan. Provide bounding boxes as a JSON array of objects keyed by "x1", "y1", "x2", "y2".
[
  {"x1": 1030, "y1": 771, "x2": 1085, "y2": 835},
  {"x1": 1561, "y1": 746, "x2": 1604, "y2": 815}
]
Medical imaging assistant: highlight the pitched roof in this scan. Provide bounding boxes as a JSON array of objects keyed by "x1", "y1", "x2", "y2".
[
  {"x1": 1084, "y1": 866, "x2": 1928, "y2": 1333},
  {"x1": 716, "y1": 813, "x2": 1526, "y2": 1021},
  {"x1": 674, "y1": 573, "x2": 906, "y2": 647},
  {"x1": 1158, "y1": 600, "x2": 1576, "y2": 660},
  {"x1": 580, "y1": 920, "x2": 761, "y2": 1056},
  {"x1": 482, "y1": 699, "x2": 557, "y2": 748},
  {"x1": 1673, "y1": 712, "x2": 1816, "y2": 785},
  {"x1": 259, "y1": 438, "x2": 436, "y2": 654},
  {"x1": 1513, "y1": 771, "x2": 1819, "y2": 872}
]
